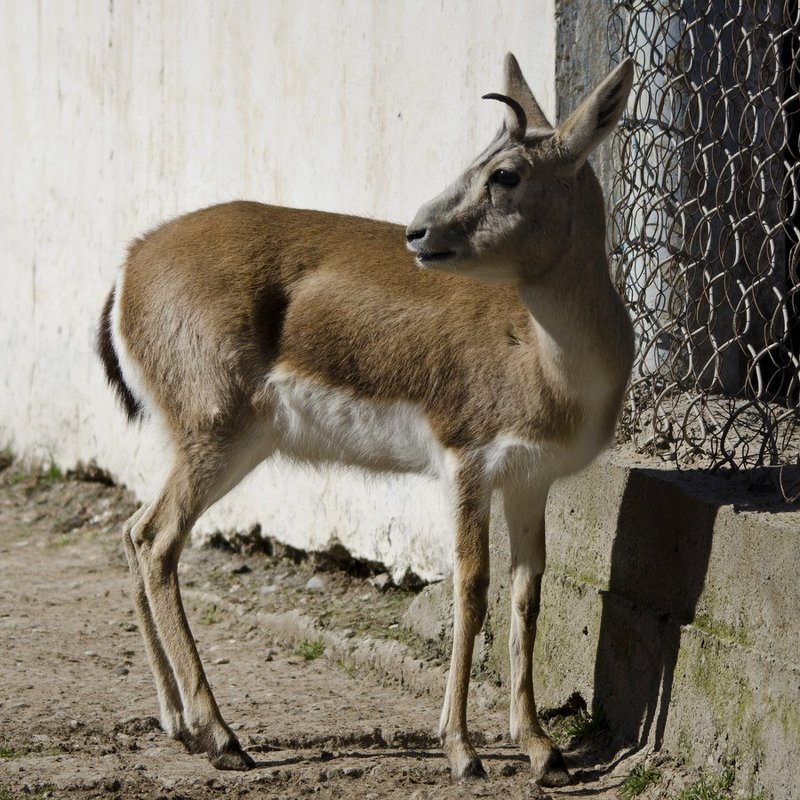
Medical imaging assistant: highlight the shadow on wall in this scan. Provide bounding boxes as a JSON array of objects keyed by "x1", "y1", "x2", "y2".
[
  {"x1": 592, "y1": 468, "x2": 718, "y2": 750},
  {"x1": 587, "y1": 461, "x2": 799, "y2": 756}
]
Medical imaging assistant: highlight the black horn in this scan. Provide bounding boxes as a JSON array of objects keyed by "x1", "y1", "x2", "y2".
[{"x1": 482, "y1": 92, "x2": 527, "y2": 139}]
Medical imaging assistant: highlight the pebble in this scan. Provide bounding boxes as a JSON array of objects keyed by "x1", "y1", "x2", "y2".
[
  {"x1": 132, "y1": 763, "x2": 146, "y2": 771},
  {"x1": 121, "y1": 622, "x2": 137, "y2": 632},
  {"x1": 368, "y1": 572, "x2": 393, "y2": 592},
  {"x1": 230, "y1": 563, "x2": 251, "y2": 575},
  {"x1": 213, "y1": 657, "x2": 230, "y2": 665},
  {"x1": 342, "y1": 766, "x2": 364, "y2": 778},
  {"x1": 115, "y1": 666, "x2": 129, "y2": 676},
  {"x1": 84, "y1": 650, "x2": 97, "y2": 657},
  {"x1": 305, "y1": 575, "x2": 326, "y2": 593}
]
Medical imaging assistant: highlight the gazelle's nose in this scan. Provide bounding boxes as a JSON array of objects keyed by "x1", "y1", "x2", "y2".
[{"x1": 405, "y1": 227, "x2": 426, "y2": 244}]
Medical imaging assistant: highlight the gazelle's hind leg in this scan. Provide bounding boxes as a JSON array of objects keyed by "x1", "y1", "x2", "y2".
[
  {"x1": 125, "y1": 433, "x2": 271, "y2": 769},
  {"x1": 504, "y1": 483, "x2": 570, "y2": 788},
  {"x1": 123, "y1": 502, "x2": 191, "y2": 744},
  {"x1": 439, "y1": 460, "x2": 491, "y2": 780}
]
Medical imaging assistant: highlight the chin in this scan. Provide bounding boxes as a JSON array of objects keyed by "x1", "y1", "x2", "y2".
[{"x1": 442, "y1": 256, "x2": 521, "y2": 285}]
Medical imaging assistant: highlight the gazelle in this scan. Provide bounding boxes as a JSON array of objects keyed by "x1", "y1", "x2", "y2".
[{"x1": 97, "y1": 53, "x2": 634, "y2": 786}]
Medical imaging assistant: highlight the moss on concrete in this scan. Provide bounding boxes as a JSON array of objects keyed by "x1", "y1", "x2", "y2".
[{"x1": 691, "y1": 611, "x2": 749, "y2": 648}]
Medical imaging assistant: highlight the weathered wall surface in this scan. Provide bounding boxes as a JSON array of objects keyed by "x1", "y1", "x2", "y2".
[{"x1": 0, "y1": 0, "x2": 555, "y2": 581}]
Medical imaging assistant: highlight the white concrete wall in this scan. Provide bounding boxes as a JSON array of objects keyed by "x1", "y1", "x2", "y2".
[{"x1": 0, "y1": 0, "x2": 555, "y2": 581}]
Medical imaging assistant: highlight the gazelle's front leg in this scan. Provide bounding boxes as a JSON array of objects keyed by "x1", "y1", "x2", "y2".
[
  {"x1": 504, "y1": 483, "x2": 570, "y2": 787},
  {"x1": 440, "y1": 462, "x2": 491, "y2": 780}
]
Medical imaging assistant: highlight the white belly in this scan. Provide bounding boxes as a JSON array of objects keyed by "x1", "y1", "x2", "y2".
[
  {"x1": 267, "y1": 367, "x2": 448, "y2": 476},
  {"x1": 265, "y1": 367, "x2": 609, "y2": 486}
]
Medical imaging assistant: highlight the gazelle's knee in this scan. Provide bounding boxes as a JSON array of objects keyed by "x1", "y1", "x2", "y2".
[
  {"x1": 457, "y1": 571, "x2": 490, "y2": 631},
  {"x1": 122, "y1": 504, "x2": 151, "y2": 564},
  {"x1": 127, "y1": 504, "x2": 183, "y2": 577},
  {"x1": 512, "y1": 573, "x2": 542, "y2": 631}
]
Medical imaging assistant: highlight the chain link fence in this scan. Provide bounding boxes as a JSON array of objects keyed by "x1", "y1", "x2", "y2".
[{"x1": 607, "y1": 0, "x2": 800, "y2": 496}]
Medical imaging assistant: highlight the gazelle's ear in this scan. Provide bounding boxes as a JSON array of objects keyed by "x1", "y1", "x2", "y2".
[
  {"x1": 557, "y1": 59, "x2": 634, "y2": 168},
  {"x1": 504, "y1": 52, "x2": 553, "y2": 130}
]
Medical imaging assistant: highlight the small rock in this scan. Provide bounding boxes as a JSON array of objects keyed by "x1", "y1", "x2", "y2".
[
  {"x1": 115, "y1": 666, "x2": 129, "y2": 676},
  {"x1": 342, "y1": 766, "x2": 363, "y2": 778},
  {"x1": 368, "y1": 572, "x2": 393, "y2": 592},
  {"x1": 84, "y1": 650, "x2": 97, "y2": 657},
  {"x1": 320, "y1": 750, "x2": 334, "y2": 761},
  {"x1": 213, "y1": 657, "x2": 229, "y2": 665},
  {"x1": 265, "y1": 649, "x2": 277, "y2": 662},
  {"x1": 305, "y1": 575, "x2": 326, "y2": 593},
  {"x1": 499, "y1": 763, "x2": 518, "y2": 777},
  {"x1": 132, "y1": 763, "x2": 146, "y2": 771},
  {"x1": 121, "y1": 622, "x2": 137, "y2": 632},
  {"x1": 230, "y1": 563, "x2": 251, "y2": 575},
  {"x1": 56, "y1": 515, "x2": 86, "y2": 534}
]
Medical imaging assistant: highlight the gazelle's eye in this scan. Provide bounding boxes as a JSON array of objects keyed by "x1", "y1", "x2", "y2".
[{"x1": 490, "y1": 169, "x2": 520, "y2": 188}]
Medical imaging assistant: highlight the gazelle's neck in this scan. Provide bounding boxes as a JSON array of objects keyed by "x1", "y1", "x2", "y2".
[{"x1": 519, "y1": 257, "x2": 609, "y2": 368}]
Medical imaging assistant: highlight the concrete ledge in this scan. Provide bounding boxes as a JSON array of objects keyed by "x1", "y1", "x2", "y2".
[{"x1": 405, "y1": 450, "x2": 800, "y2": 800}]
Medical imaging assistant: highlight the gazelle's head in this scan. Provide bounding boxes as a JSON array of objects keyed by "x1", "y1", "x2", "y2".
[{"x1": 406, "y1": 54, "x2": 633, "y2": 285}]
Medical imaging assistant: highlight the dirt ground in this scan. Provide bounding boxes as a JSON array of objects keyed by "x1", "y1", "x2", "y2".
[{"x1": 0, "y1": 462, "x2": 704, "y2": 800}]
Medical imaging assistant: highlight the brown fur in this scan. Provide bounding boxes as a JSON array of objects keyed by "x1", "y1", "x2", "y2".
[{"x1": 118, "y1": 201, "x2": 590, "y2": 449}]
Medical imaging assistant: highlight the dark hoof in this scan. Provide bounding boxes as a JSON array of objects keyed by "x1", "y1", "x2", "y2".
[
  {"x1": 538, "y1": 748, "x2": 571, "y2": 788},
  {"x1": 458, "y1": 757, "x2": 488, "y2": 781},
  {"x1": 210, "y1": 741, "x2": 255, "y2": 771},
  {"x1": 174, "y1": 728, "x2": 204, "y2": 754}
]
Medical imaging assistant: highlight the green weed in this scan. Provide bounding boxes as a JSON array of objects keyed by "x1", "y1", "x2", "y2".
[
  {"x1": 39, "y1": 459, "x2": 62, "y2": 486},
  {"x1": 619, "y1": 761, "x2": 661, "y2": 798},
  {"x1": 677, "y1": 766, "x2": 735, "y2": 800},
  {"x1": 294, "y1": 639, "x2": 325, "y2": 661},
  {"x1": 556, "y1": 708, "x2": 607, "y2": 742},
  {"x1": 0, "y1": 743, "x2": 35, "y2": 760},
  {"x1": 336, "y1": 659, "x2": 357, "y2": 678},
  {"x1": 8, "y1": 471, "x2": 29, "y2": 486},
  {"x1": 200, "y1": 604, "x2": 221, "y2": 625}
]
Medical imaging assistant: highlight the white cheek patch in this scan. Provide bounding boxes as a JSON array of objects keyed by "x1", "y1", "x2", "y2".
[{"x1": 266, "y1": 366, "x2": 449, "y2": 478}]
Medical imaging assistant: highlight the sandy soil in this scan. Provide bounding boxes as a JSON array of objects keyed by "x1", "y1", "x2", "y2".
[{"x1": 0, "y1": 463, "x2": 683, "y2": 800}]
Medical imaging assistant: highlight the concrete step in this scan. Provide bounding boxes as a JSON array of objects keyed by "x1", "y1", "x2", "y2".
[{"x1": 404, "y1": 448, "x2": 800, "y2": 800}]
